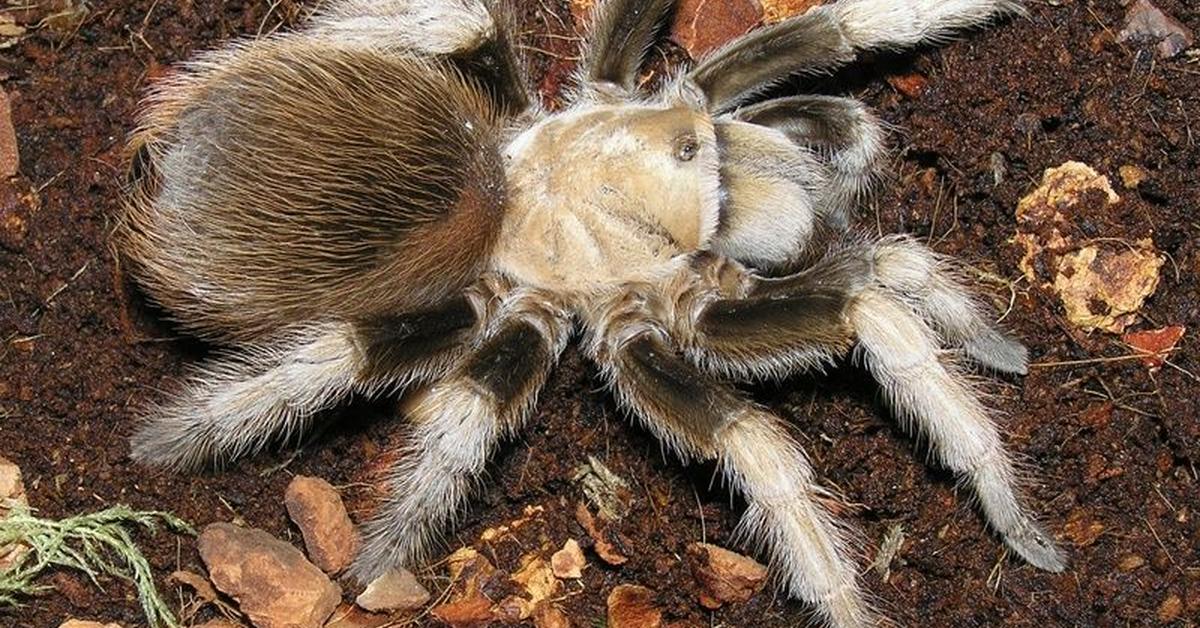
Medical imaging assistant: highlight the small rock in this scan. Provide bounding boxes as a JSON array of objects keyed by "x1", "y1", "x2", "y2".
[
  {"x1": 1052, "y1": 244, "x2": 1163, "y2": 333},
  {"x1": 198, "y1": 522, "x2": 341, "y2": 628},
  {"x1": 1122, "y1": 325, "x2": 1185, "y2": 370},
  {"x1": 324, "y1": 603, "x2": 391, "y2": 628},
  {"x1": 886, "y1": 73, "x2": 929, "y2": 98},
  {"x1": 1062, "y1": 508, "x2": 1105, "y2": 547},
  {"x1": 447, "y1": 546, "x2": 498, "y2": 587},
  {"x1": 430, "y1": 587, "x2": 494, "y2": 627},
  {"x1": 1118, "y1": 164, "x2": 1149, "y2": 190},
  {"x1": 1015, "y1": 162, "x2": 1163, "y2": 334},
  {"x1": 512, "y1": 555, "x2": 560, "y2": 610},
  {"x1": 352, "y1": 566, "x2": 429, "y2": 612},
  {"x1": 57, "y1": 622, "x2": 122, "y2": 628},
  {"x1": 685, "y1": 543, "x2": 768, "y2": 609},
  {"x1": 285, "y1": 475, "x2": 359, "y2": 574},
  {"x1": 0, "y1": 88, "x2": 16, "y2": 178},
  {"x1": 0, "y1": 177, "x2": 39, "y2": 251},
  {"x1": 1117, "y1": 554, "x2": 1146, "y2": 572},
  {"x1": 551, "y1": 539, "x2": 585, "y2": 579},
  {"x1": 355, "y1": 568, "x2": 430, "y2": 613},
  {"x1": 761, "y1": 0, "x2": 826, "y2": 24},
  {"x1": 1157, "y1": 593, "x2": 1182, "y2": 622},
  {"x1": 671, "y1": 0, "x2": 762, "y2": 59},
  {"x1": 0, "y1": 455, "x2": 29, "y2": 571},
  {"x1": 1118, "y1": 0, "x2": 1195, "y2": 59},
  {"x1": 607, "y1": 585, "x2": 663, "y2": 628},
  {"x1": 533, "y1": 603, "x2": 571, "y2": 628}
]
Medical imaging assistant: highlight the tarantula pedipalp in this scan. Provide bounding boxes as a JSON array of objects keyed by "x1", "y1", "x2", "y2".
[{"x1": 117, "y1": 0, "x2": 1065, "y2": 625}]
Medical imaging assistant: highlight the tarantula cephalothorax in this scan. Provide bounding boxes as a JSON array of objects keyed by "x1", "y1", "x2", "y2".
[{"x1": 117, "y1": 0, "x2": 1065, "y2": 625}]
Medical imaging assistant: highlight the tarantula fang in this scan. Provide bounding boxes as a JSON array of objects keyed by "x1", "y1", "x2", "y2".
[{"x1": 117, "y1": 1, "x2": 1065, "y2": 626}]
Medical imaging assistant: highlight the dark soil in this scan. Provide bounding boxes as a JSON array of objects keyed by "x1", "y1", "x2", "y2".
[{"x1": 2, "y1": 1, "x2": 1197, "y2": 626}]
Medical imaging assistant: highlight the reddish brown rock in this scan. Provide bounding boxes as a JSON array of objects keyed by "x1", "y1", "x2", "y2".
[
  {"x1": 606, "y1": 585, "x2": 662, "y2": 628},
  {"x1": 57, "y1": 622, "x2": 122, "y2": 628},
  {"x1": 1123, "y1": 325, "x2": 1186, "y2": 370},
  {"x1": 354, "y1": 568, "x2": 430, "y2": 613},
  {"x1": 1062, "y1": 509, "x2": 1105, "y2": 548},
  {"x1": 671, "y1": 0, "x2": 762, "y2": 59},
  {"x1": 324, "y1": 603, "x2": 391, "y2": 628},
  {"x1": 198, "y1": 522, "x2": 341, "y2": 628},
  {"x1": 430, "y1": 587, "x2": 494, "y2": 627},
  {"x1": 685, "y1": 543, "x2": 768, "y2": 609},
  {"x1": 285, "y1": 475, "x2": 359, "y2": 574},
  {"x1": 550, "y1": 539, "x2": 585, "y2": 579}
]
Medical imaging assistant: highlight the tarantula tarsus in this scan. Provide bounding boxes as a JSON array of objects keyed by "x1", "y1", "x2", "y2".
[{"x1": 117, "y1": 0, "x2": 1066, "y2": 625}]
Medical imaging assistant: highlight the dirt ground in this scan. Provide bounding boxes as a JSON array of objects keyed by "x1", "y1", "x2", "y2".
[{"x1": 1, "y1": 0, "x2": 1198, "y2": 626}]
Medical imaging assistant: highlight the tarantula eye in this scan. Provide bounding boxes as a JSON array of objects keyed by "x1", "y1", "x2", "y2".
[{"x1": 674, "y1": 133, "x2": 700, "y2": 162}]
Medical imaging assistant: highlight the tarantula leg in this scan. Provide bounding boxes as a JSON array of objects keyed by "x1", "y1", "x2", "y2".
[
  {"x1": 671, "y1": 253, "x2": 867, "y2": 380},
  {"x1": 590, "y1": 304, "x2": 876, "y2": 627},
  {"x1": 690, "y1": 0, "x2": 1024, "y2": 111},
  {"x1": 852, "y1": 291, "x2": 1066, "y2": 571},
  {"x1": 130, "y1": 292, "x2": 491, "y2": 471},
  {"x1": 349, "y1": 291, "x2": 571, "y2": 583},
  {"x1": 305, "y1": 0, "x2": 531, "y2": 112},
  {"x1": 308, "y1": 0, "x2": 496, "y2": 57},
  {"x1": 742, "y1": 237, "x2": 1027, "y2": 374},
  {"x1": 578, "y1": 0, "x2": 676, "y2": 91},
  {"x1": 130, "y1": 322, "x2": 364, "y2": 471},
  {"x1": 867, "y1": 236, "x2": 1028, "y2": 374},
  {"x1": 733, "y1": 95, "x2": 887, "y2": 230},
  {"x1": 674, "y1": 242, "x2": 1061, "y2": 570}
]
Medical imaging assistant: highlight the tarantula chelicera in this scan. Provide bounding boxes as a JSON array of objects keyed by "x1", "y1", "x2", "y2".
[{"x1": 117, "y1": 0, "x2": 1065, "y2": 625}]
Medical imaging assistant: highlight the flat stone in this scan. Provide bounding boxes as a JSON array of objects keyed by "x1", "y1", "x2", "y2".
[
  {"x1": 198, "y1": 522, "x2": 341, "y2": 628},
  {"x1": 606, "y1": 585, "x2": 662, "y2": 628},
  {"x1": 1118, "y1": 0, "x2": 1195, "y2": 59},
  {"x1": 285, "y1": 475, "x2": 359, "y2": 574},
  {"x1": 551, "y1": 539, "x2": 585, "y2": 579},
  {"x1": 354, "y1": 568, "x2": 430, "y2": 613},
  {"x1": 685, "y1": 543, "x2": 768, "y2": 609}
]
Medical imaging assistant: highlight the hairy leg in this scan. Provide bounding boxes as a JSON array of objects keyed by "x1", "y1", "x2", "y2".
[
  {"x1": 129, "y1": 281, "x2": 504, "y2": 471},
  {"x1": 349, "y1": 290, "x2": 571, "y2": 583},
  {"x1": 306, "y1": 0, "x2": 531, "y2": 112},
  {"x1": 733, "y1": 96, "x2": 887, "y2": 230},
  {"x1": 588, "y1": 293, "x2": 876, "y2": 627},
  {"x1": 667, "y1": 240, "x2": 1061, "y2": 571},
  {"x1": 577, "y1": 0, "x2": 676, "y2": 92},
  {"x1": 690, "y1": 0, "x2": 1023, "y2": 110}
]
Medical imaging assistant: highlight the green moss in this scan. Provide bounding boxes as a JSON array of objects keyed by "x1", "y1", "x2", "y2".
[{"x1": 0, "y1": 504, "x2": 193, "y2": 628}]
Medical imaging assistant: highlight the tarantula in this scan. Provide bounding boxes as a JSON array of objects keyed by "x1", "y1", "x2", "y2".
[{"x1": 117, "y1": 0, "x2": 1066, "y2": 625}]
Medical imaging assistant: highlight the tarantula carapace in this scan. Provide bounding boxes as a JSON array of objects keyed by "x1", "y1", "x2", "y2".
[{"x1": 117, "y1": 0, "x2": 1065, "y2": 625}]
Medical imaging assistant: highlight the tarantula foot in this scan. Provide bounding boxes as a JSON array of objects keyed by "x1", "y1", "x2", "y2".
[
  {"x1": 963, "y1": 328, "x2": 1029, "y2": 375},
  {"x1": 1004, "y1": 518, "x2": 1068, "y2": 573}
]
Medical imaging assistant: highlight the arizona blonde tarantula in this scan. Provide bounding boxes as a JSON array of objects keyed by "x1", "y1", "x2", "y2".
[{"x1": 117, "y1": 0, "x2": 1065, "y2": 625}]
